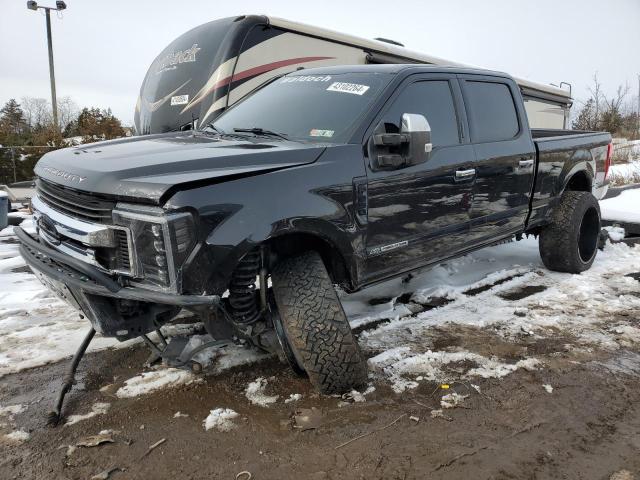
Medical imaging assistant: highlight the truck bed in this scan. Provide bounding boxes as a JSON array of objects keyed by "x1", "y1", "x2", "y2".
[{"x1": 527, "y1": 129, "x2": 612, "y2": 230}]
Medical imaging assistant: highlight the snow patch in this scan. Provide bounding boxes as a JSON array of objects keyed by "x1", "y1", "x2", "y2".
[
  {"x1": 65, "y1": 402, "x2": 110, "y2": 426},
  {"x1": 284, "y1": 393, "x2": 302, "y2": 404},
  {"x1": 369, "y1": 347, "x2": 540, "y2": 393},
  {"x1": 600, "y1": 189, "x2": 640, "y2": 223},
  {"x1": 604, "y1": 226, "x2": 626, "y2": 242},
  {"x1": 116, "y1": 369, "x2": 199, "y2": 398},
  {"x1": 203, "y1": 408, "x2": 239, "y2": 432},
  {"x1": 543, "y1": 384, "x2": 553, "y2": 393},
  {"x1": 245, "y1": 377, "x2": 279, "y2": 406},
  {"x1": 440, "y1": 392, "x2": 469, "y2": 409},
  {"x1": 4, "y1": 429, "x2": 30, "y2": 443},
  {"x1": 0, "y1": 404, "x2": 26, "y2": 418}
]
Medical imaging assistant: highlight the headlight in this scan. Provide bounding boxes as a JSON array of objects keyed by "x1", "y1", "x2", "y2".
[{"x1": 112, "y1": 203, "x2": 196, "y2": 292}]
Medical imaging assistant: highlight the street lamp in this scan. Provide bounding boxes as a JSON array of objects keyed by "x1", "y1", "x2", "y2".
[{"x1": 26, "y1": 1, "x2": 67, "y2": 132}]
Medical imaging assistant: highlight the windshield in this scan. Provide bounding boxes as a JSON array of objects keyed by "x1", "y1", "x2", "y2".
[{"x1": 210, "y1": 73, "x2": 391, "y2": 143}]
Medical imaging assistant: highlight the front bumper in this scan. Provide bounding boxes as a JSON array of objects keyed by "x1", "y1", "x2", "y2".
[{"x1": 16, "y1": 226, "x2": 220, "y2": 338}]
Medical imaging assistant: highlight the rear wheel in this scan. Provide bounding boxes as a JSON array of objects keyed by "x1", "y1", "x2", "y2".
[
  {"x1": 539, "y1": 191, "x2": 601, "y2": 273},
  {"x1": 271, "y1": 251, "x2": 368, "y2": 394}
]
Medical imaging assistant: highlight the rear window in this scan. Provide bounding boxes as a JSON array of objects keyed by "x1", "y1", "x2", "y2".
[{"x1": 464, "y1": 81, "x2": 519, "y2": 142}]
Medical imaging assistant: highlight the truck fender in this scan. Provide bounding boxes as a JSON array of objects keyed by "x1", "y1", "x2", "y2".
[{"x1": 558, "y1": 148, "x2": 595, "y2": 196}]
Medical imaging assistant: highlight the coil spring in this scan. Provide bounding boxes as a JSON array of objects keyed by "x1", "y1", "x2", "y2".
[{"x1": 228, "y1": 250, "x2": 262, "y2": 324}]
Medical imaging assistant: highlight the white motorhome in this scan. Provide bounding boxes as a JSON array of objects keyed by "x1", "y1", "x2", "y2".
[{"x1": 135, "y1": 15, "x2": 572, "y2": 134}]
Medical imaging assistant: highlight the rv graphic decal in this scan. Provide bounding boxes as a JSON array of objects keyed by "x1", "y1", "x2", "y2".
[
  {"x1": 156, "y1": 44, "x2": 201, "y2": 74},
  {"x1": 181, "y1": 56, "x2": 334, "y2": 119},
  {"x1": 142, "y1": 79, "x2": 191, "y2": 113}
]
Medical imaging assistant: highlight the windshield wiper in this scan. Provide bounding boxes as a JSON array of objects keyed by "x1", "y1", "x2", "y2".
[
  {"x1": 233, "y1": 127, "x2": 289, "y2": 140},
  {"x1": 204, "y1": 123, "x2": 225, "y2": 134}
]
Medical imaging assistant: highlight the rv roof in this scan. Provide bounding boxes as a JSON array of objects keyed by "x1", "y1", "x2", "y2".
[
  {"x1": 287, "y1": 63, "x2": 509, "y2": 77},
  {"x1": 267, "y1": 16, "x2": 571, "y2": 102}
]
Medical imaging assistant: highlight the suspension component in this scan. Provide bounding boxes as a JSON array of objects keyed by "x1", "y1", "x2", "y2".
[{"x1": 228, "y1": 249, "x2": 262, "y2": 324}]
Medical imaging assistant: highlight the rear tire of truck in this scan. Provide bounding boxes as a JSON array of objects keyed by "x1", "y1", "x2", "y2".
[
  {"x1": 271, "y1": 251, "x2": 368, "y2": 394},
  {"x1": 539, "y1": 191, "x2": 601, "y2": 273}
]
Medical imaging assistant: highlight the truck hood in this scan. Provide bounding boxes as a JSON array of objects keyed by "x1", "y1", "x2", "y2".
[{"x1": 35, "y1": 132, "x2": 326, "y2": 203}]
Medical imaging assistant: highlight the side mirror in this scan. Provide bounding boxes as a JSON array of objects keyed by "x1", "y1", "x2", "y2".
[
  {"x1": 400, "y1": 113, "x2": 432, "y2": 167},
  {"x1": 370, "y1": 113, "x2": 432, "y2": 170}
]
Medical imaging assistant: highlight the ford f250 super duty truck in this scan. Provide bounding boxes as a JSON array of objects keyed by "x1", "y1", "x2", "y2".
[{"x1": 17, "y1": 65, "x2": 613, "y2": 397}]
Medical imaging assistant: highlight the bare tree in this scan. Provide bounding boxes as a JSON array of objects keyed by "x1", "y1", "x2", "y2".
[
  {"x1": 572, "y1": 74, "x2": 638, "y2": 138},
  {"x1": 57, "y1": 96, "x2": 79, "y2": 132},
  {"x1": 20, "y1": 97, "x2": 52, "y2": 129},
  {"x1": 587, "y1": 73, "x2": 603, "y2": 129}
]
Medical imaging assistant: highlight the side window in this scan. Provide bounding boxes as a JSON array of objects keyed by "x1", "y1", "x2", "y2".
[
  {"x1": 381, "y1": 80, "x2": 460, "y2": 147},
  {"x1": 464, "y1": 81, "x2": 519, "y2": 142}
]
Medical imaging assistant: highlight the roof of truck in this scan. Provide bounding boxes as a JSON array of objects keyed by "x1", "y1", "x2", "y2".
[{"x1": 266, "y1": 16, "x2": 571, "y2": 101}]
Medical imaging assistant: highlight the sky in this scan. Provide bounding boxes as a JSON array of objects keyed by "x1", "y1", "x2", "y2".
[{"x1": 1, "y1": 0, "x2": 639, "y2": 126}]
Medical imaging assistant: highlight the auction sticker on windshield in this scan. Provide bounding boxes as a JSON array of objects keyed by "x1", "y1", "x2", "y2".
[
  {"x1": 310, "y1": 129, "x2": 334, "y2": 138},
  {"x1": 171, "y1": 95, "x2": 189, "y2": 106},
  {"x1": 326, "y1": 82, "x2": 370, "y2": 95}
]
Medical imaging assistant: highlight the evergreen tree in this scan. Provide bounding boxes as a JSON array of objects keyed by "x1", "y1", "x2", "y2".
[{"x1": 0, "y1": 99, "x2": 28, "y2": 143}]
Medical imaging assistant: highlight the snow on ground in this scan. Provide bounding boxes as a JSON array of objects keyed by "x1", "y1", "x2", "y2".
[
  {"x1": 116, "y1": 368, "x2": 201, "y2": 398},
  {"x1": 0, "y1": 404, "x2": 26, "y2": 418},
  {"x1": 609, "y1": 139, "x2": 640, "y2": 186},
  {"x1": 369, "y1": 347, "x2": 540, "y2": 393},
  {"x1": 610, "y1": 161, "x2": 640, "y2": 185},
  {"x1": 3, "y1": 429, "x2": 30, "y2": 443},
  {"x1": 203, "y1": 408, "x2": 239, "y2": 432},
  {"x1": 245, "y1": 377, "x2": 279, "y2": 406},
  {"x1": 601, "y1": 188, "x2": 640, "y2": 223},
  {"x1": 0, "y1": 221, "x2": 131, "y2": 376},
  {"x1": 355, "y1": 238, "x2": 640, "y2": 392},
  {"x1": 65, "y1": 402, "x2": 110, "y2": 426},
  {"x1": 284, "y1": 393, "x2": 302, "y2": 404}
]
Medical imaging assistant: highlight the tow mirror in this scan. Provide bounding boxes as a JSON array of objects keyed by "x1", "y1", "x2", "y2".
[
  {"x1": 371, "y1": 113, "x2": 432, "y2": 170},
  {"x1": 401, "y1": 113, "x2": 432, "y2": 166}
]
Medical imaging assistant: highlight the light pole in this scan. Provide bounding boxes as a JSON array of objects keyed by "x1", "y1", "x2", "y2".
[{"x1": 27, "y1": 1, "x2": 67, "y2": 132}]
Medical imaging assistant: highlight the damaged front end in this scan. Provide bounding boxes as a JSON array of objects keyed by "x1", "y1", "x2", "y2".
[{"x1": 18, "y1": 180, "x2": 219, "y2": 341}]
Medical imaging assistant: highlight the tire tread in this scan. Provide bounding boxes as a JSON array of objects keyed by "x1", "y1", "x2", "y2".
[{"x1": 271, "y1": 251, "x2": 367, "y2": 394}]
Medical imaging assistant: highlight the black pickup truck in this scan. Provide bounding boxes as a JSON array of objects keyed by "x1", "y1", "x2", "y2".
[{"x1": 17, "y1": 65, "x2": 613, "y2": 394}]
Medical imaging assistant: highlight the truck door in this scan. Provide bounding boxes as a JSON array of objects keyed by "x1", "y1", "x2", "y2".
[
  {"x1": 363, "y1": 75, "x2": 476, "y2": 283},
  {"x1": 458, "y1": 76, "x2": 536, "y2": 244}
]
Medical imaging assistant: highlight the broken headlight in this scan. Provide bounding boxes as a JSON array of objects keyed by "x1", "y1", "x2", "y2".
[{"x1": 112, "y1": 203, "x2": 196, "y2": 292}]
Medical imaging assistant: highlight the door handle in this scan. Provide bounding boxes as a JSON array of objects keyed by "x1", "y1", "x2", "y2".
[
  {"x1": 518, "y1": 159, "x2": 534, "y2": 168},
  {"x1": 455, "y1": 168, "x2": 476, "y2": 180}
]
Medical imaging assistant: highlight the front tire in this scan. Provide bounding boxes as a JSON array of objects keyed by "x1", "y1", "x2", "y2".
[
  {"x1": 539, "y1": 191, "x2": 601, "y2": 273},
  {"x1": 271, "y1": 251, "x2": 368, "y2": 394}
]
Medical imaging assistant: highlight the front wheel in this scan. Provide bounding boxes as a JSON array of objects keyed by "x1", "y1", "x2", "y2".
[
  {"x1": 271, "y1": 251, "x2": 368, "y2": 394},
  {"x1": 539, "y1": 191, "x2": 601, "y2": 273}
]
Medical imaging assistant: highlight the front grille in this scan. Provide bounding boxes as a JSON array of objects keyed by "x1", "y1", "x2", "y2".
[{"x1": 36, "y1": 178, "x2": 116, "y2": 223}]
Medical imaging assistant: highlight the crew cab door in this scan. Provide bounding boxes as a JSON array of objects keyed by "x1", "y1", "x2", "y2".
[
  {"x1": 362, "y1": 75, "x2": 476, "y2": 283},
  {"x1": 458, "y1": 76, "x2": 536, "y2": 243}
]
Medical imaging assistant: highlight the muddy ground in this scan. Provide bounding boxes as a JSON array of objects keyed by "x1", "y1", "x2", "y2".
[{"x1": 1, "y1": 327, "x2": 639, "y2": 480}]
